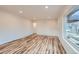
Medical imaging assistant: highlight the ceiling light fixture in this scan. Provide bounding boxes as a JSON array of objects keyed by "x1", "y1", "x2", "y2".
[
  {"x1": 45, "y1": 6, "x2": 48, "y2": 9},
  {"x1": 19, "y1": 10, "x2": 23, "y2": 14}
]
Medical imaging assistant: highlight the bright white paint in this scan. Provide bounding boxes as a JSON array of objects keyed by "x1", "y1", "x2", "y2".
[
  {"x1": 35, "y1": 20, "x2": 58, "y2": 36},
  {"x1": 0, "y1": 5, "x2": 65, "y2": 45},
  {"x1": 0, "y1": 5, "x2": 65, "y2": 20},
  {"x1": 0, "y1": 5, "x2": 64, "y2": 44},
  {"x1": 0, "y1": 10, "x2": 33, "y2": 44},
  {"x1": 0, "y1": 5, "x2": 78, "y2": 54}
]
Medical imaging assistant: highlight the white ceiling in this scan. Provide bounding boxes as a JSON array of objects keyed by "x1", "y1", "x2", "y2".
[{"x1": 0, "y1": 5, "x2": 66, "y2": 20}]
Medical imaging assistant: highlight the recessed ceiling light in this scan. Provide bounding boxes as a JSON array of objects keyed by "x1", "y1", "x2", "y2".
[
  {"x1": 19, "y1": 10, "x2": 23, "y2": 13},
  {"x1": 45, "y1": 6, "x2": 48, "y2": 9}
]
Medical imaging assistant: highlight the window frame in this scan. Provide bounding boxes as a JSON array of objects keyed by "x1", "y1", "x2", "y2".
[{"x1": 67, "y1": 9, "x2": 79, "y2": 23}]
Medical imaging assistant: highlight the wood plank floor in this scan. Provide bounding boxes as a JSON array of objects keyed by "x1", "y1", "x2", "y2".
[{"x1": 0, "y1": 34, "x2": 66, "y2": 54}]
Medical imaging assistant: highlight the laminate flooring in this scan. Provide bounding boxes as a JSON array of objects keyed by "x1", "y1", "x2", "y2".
[{"x1": 0, "y1": 34, "x2": 66, "y2": 54}]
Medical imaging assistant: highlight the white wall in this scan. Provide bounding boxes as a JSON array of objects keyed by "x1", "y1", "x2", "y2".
[
  {"x1": 0, "y1": 11, "x2": 33, "y2": 44},
  {"x1": 0, "y1": 10, "x2": 58, "y2": 44},
  {"x1": 34, "y1": 20, "x2": 58, "y2": 36}
]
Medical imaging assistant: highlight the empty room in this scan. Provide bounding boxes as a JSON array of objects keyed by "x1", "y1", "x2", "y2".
[{"x1": 0, "y1": 5, "x2": 79, "y2": 54}]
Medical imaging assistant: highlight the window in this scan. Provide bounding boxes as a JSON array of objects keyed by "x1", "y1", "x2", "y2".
[
  {"x1": 67, "y1": 10, "x2": 79, "y2": 23},
  {"x1": 64, "y1": 9, "x2": 79, "y2": 51}
]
